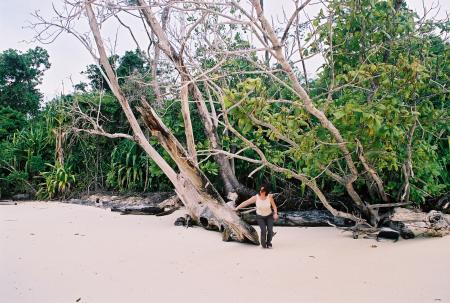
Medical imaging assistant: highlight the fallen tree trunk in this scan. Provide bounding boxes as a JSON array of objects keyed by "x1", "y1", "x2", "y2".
[
  {"x1": 67, "y1": 193, "x2": 180, "y2": 216},
  {"x1": 137, "y1": 101, "x2": 259, "y2": 243},
  {"x1": 388, "y1": 208, "x2": 450, "y2": 239},
  {"x1": 68, "y1": 192, "x2": 173, "y2": 208},
  {"x1": 110, "y1": 203, "x2": 180, "y2": 216},
  {"x1": 111, "y1": 205, "x2": 164, "y2": 215},
  {"x1": 241, "y1": 210, "x2": 352, "y2": 227},
  {"x1": 420, "y1": 193, "x2": 450, "y2": 214},
  {"x1": 157, "y1": 195, "x2": 182, "y2": 209},
  {"x1": 12, "y1": 194, "x2": 32, "y2": 201}
]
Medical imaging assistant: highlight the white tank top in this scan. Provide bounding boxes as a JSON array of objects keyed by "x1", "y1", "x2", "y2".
[{"x1": 256, "y1": 194, "x2": 272, "y2": 216}]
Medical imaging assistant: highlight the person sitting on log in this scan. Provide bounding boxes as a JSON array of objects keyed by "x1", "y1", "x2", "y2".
[{"x1": 235, "y1": 184, "x2": 278, "y2": 248}]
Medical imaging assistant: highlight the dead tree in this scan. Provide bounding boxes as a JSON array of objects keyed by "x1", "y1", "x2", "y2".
[
  {"x1": 32, "y1": 1, "x2": 259, "y2": 244},
  {"x1": 135, "y1": 0, "x2": 255, "y2": 197}
]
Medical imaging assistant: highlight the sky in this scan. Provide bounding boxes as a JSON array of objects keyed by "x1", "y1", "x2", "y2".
[{"x1": 0, "y1": 0, "x2": 448, "y2": 101}]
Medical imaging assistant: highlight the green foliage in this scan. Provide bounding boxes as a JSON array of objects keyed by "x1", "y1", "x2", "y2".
[
  {"x1": 82, "y1": 55, "x2": 118, "y2": 92},
  {"x1": 0, "y1": 107, "x2": 26, "y2": 140},
  {"x1": 0, "y1": 47, "x2": 50, "y2": 115},
  {"x1": 199, "y1": 161, "x2": 219, "y2": 176},
  {"x1": 0, "y1": 121, "x2": 52, "y2": 196},
  {"x1": 116, "y1": 50, "x2": 148, "y2": 80},
  {"x1": 311, "y1": 0, "x2": 449, "y2": 202},
  {"x1": 0, "y1": 170, "x2": 29, "y2": 197},
  {"x1": 225, "y1": 78, "x2": 316, "y2": 174},
  {"x1": 37, "y1": 162, "x2": 76, "y2": 199},
  {"x1": 82, "y1": 50, "x2": 148, "y2": 92},
  {"x1": 106, "y1": 140, "x2": 170, "y2": 192},
  {"x1": 0, "y1": 49, "x2": 165, "y2": 198}
]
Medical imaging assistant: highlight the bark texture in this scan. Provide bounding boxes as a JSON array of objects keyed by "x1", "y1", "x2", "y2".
[
  {"x1": 388, "y1": 208, "x2": 450, "y2": 239},
  {"x1": 137, "y1": 100, "x2": 259, "y2": 243},
  {"x1": 241, "y1": 210, "x2": 351, "y2": 227}
]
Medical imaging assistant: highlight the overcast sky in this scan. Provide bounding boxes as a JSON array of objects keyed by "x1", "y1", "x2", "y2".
[{"x1": 0, "y1": 0, "x2": 448, "y2": 101}]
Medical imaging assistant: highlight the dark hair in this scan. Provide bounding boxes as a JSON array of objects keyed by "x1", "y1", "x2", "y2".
[{"x1": 259, "y1": 183, "x2": 270, "y2": 194}]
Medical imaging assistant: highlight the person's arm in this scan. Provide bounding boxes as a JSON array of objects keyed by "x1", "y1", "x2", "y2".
[
  {"x1": 235, "y1": 196, "x2": 257, "y2": 211},
  {"x1": 270, "y1": 194, "x2": 279, "y2": 220}
]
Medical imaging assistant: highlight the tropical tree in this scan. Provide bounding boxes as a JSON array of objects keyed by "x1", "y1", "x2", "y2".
[
  {"x1": 0, "y1": 107, "x2": 26, "y2": 141},
  {"x1": 0, "y1": 47, "x2": 50, "y2": 116}
]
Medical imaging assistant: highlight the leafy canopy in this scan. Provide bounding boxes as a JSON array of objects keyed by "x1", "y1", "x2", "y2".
[{"x1": 0, "y1": 47, "x2": 50, "y2": 115}]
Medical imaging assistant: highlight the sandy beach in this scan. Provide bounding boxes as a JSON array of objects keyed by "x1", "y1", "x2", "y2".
[{"x1": 1, "y1": 202, "x2": 449, "y2": 303}]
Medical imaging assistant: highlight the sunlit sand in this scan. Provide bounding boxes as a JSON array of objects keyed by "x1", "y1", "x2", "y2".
[{"x1": 1, "y1": 202, "x2": 449, "y2": 303}]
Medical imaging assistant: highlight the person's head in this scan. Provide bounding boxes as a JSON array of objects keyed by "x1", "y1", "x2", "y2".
[{"x1": 258, "y1": 183, "x2": 270, "y2": 196}]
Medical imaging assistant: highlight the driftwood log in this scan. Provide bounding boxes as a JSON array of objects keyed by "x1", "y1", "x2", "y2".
[
  {"x1": 0, "y1": 200, "x2": 17, "y2": 205},
  {"x1": 111, "y1": 205, "x2": 165, "y2": 215},
  {"x1": 388, "y1": 208, "x2": 450, "y2": 238},
  {"x1": 67, "y1": 193, "x2": 173, "y2": 208},
  {"x1": 111, "y1": 204, "x2": 181, "y2": 217},
  {"x1": 241, "y1": 210, "x2": 352, "y2": 227},
  {"x1": 339, "y1": 222, "x2": 380, "y2": 240},
  {"x1": 12, "y1": 194, "x2": 32, "y2": 201},
  {"x1": 157, "y1": 195, "x2": 182, "y2": 209},
  {"x1": 420, "y1": 193, "x2": 450, "y2": 214},
  {"x1": 338, "y1": 208, "x2": 450, "y2": 240},
  {"x1": 68, "y1": 193, "x2": 181, "y2": 216}
]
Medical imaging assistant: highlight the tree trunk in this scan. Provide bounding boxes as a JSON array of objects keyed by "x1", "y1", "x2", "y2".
[
  {"x1": 388, "y1": 208, "x2": 450, "y2": 238},
  {"x1": 53, "y1": 127, "x2": 65, "y2": 165},
  {"x1": 241, "y1": 210, "x2": 351, "y2": 227},
  {"x1": 0, "y1": 201, "x2": 17, "y2": 205},
  {"x1": 111, "y1": 205, "x2": 164, "y2": 215},
  {"x1": 85, "y1": 2, "x2": 259, "y2": 244},
  {"x1": 180, "y1": 76, "x2": 197, "y2": 164},
  {"x1": 136, "y1": 0, "x2": 254, "y2": 198},
  {"x1": 137, "y1": 101, "x2": 259, "y2": 242},
  {"x1": 420, "y1": 193, "x2": 450, "y2": 214},
  {"x1": 149, "y1": 6, "x2": 169, "y2": 109}
]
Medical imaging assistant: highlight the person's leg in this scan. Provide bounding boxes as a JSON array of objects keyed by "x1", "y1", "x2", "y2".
[
  {"x1": 256, "y1": 215, "x2": 267, "y2": 248},
  {"x1": 266, "y1": 215, "x2": 274, "y2": 247}
]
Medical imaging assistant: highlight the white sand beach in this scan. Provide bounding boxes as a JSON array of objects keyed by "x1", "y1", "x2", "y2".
[{"x1": 1, "y1": 201, "x2": 449, "y2": 303}]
